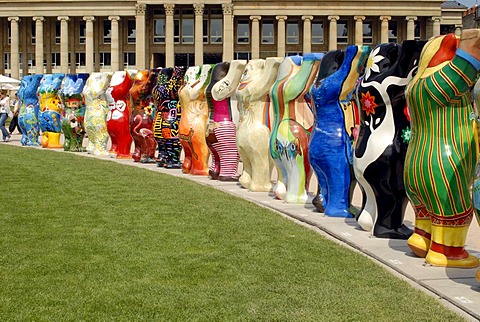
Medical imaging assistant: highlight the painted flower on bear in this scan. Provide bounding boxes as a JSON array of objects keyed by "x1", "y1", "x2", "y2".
[
  {"x1": 360, "y1": 91, "x2": 378, "y2": 116},
  {"x1": 365, "y1": 46, "x2": 384, "y2": 80}
]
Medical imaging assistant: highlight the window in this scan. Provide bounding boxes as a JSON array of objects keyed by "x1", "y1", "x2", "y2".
[
  {"x1": 174, "y1": 19, "x2": 180, "y2": 43},
  {"x1": 154, "y1": 19, "x2": 166, "y2": 43},
  {"x1": 124, "y1": 52, "x2": 136, "y2": 67},
  {"x1": 286, "y1": 21, "x2": 299, "y2": 44},
  {"x1": 76, "y1": 52, "x2": 86, "y2": 67},
  {"x1": 414, "y1": 21, "x2": 421, "y2": 40},
  {"x1": 4, "y1": 53, "x2": 10, "y2": 69},
  {"x1": 27, "y1": 53, "x2": 35, "y2": 68},
  {"x1": 210, "y1": 18, "x2": 222, "y2": 43},
  {"x1": 55, "y1": 21, "x2": 61, "y2": 44},
  {"x1": 103, "y1": 20, "x2": 111, "y2": 44},
  {"x1": 182, "y1": 18, "x2": 194, "y2": 44},
  {"x1": 51, "y1": 53, "x2": 60, "y2": 67},
  {"x1": 388, "y1": 21, "x2": 398, "y2": 43},
  {"x1": 363, "y1": 21, "x2": 373, "y2": 44},
  {"x1": 337, "y1": 20, "x2": 348, "y2": 44},
  {"x1": 79, "y1": 21, "x2": 86, "y2": 44},
  {"x1": 7, "y1": 24, "x2": 11, "y2": 45},
  {"x1": 99, "y1": 52, "x2": 111, "y2": 67},
  {"x1": 31, "y1": 21, "x2": 36, "y2": 45},
  {"x1": 237, "y1": 20, "x2": 250, "y2": 44},
  {"x1": 127, "y1": 20, "x2": 136, "y2": 44},
  {"x1": 235, "y1": 52, "x2": 251, "y2": 60},
  {"x1": 262, "y1": 20, "x2": 274, "y2": 44},
  {"x1": 203, "y1": 20, "x2": 208, "y2": 43},
  {"x1": 312, "y1": 22, "x2": 324, "y2": 44}
]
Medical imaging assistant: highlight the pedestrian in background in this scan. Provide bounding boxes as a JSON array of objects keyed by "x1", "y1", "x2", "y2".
[{"x1": 0, "y1": 90, "x2": 12, "y2": 142}]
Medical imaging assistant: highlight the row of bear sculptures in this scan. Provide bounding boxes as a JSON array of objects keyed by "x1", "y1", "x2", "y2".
[{"x1": 14, "y1": 31, "x2": 480, "y2": 281}]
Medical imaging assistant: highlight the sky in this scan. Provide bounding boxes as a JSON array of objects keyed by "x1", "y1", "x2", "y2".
[{"x1": 459, "y1": 0, "x2": 478, "y2": 8}]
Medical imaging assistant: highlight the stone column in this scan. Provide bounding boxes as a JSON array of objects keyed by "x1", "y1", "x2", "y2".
[
  {"x1": 33, "y1": 16, "x2": 44, "y2": 74},
  {"x1": 276, "y1": 16, "x2": 287, "y2": 57},
  {"x1": 379, "y1": 16, "x2": 391, "y2": 44},
  {"x1": 109, "y1": 16, "x2": 120, "y2": 72},
  {"x1": 328, "y1": 15, "x2": 339, "y2": 50},
  {"x1": 8, "y1": 17, "x2": 20, "y2": 79},
  {"x1": 194, "y1": 3, "x2": 204, "y2": 66},
  {"x1": 135, "y1": 3, "x2": 147, "y2": 69},
  {"x1": 455, "y1": 25, "x2": 462, "y2": 36},
  {"x1": 222, "y1": 4, "x2": 234, "y2": 62},
  {"x1": 431, "y1": 16, "x2": 441, "y2": 37},
  {"x1": 302, "y1": 16, "x2": 313, "y2": 54},
  {"x1": 165, "y1": 3, "x2": 175, "y2": 67},
  {"x1": 354, "y1": 16, "x2": 365, "y2": 46},
  {"x1": 57, "y1": 16, "x2": 70, "y2": 74},
  {"x1": 406, "y1": 16, "x2": 417, "y2": 40},
  {"x1": 83, "y1": 16, "x2": 95, "y2": 73},
  {"x1": 250, "y1": 16, "x2": 261, "y2": 59}
]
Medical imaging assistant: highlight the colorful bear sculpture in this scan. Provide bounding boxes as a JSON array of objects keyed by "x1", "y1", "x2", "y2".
[
  {"x1": 205, "y1": 61, "x2": 243, "y2": 181},
  {"x1": 309, "y1": 45, "x2": 370, "y2": 217},
  {"x1": 84, "y1": 72, "x2": 112, "y2": 156},
  {"x1": 404, "y1": 31, "x2": 480, "y2": 268},
  {"x1": 37, "y1": 73, "x2": 65, "y2": 148},
  {"x1": 18, "y1": 75, "x2": 42, "y2": 146},
  {"x1": 130, "y1": 69, "x2": 157, "y2": 163},
  {"x1": 354, "y1": 41, "x2": 425, "y2": 239},
  {"x1": 60, "y1": 73, "x2": 89, "y2": 152},
  {"x1": 106, "y1": 71, "x2": 134, "y2": 159},
  {"x1": 235, "y1": 57, "x2": 283, "y2": 191},
  {"x1": 270, "y1": 53, "x2": 322, "y2": 203},
  {"x1": 178, "y1": 64, "x2": 213, "y2": 175}
]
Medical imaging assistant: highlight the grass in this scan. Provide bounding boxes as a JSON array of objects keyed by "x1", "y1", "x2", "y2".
[{"x1": 0, "y1": 144, "x2": 466, "y2": 321}]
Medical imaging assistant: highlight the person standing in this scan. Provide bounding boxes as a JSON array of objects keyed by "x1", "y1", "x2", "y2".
[
  {"x1": 0, "y1": 90, "x2": 12, "y2": 142},
  {"x1": 9, "y1": 93, "x2": 21, "y2": 135}
]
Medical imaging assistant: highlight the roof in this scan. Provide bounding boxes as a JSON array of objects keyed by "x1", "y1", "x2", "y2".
[{"x1": 441, "y1": 1, "x2": 468, "y2": 9}]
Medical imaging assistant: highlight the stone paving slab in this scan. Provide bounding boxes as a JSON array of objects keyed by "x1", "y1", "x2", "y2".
[{"x1": 3, "y1": 133, "x2": 480, "y2": 321}]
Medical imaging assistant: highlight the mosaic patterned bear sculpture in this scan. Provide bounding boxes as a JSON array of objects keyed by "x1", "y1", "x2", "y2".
[
  {"x1": 269, "y1": 53, "x2": 322, "y2": 203},
  {"x1": 353, "y1": 41, "x2": 425, "y2": 239},
  {"x1": 18, "y1": 75, "x2": 43, "y2": 146},
  {"x1": 178, "y1": 64, "x2": 213, "y2": 175},
  {"x1": 106, "y1": 70, "x2": 134, "y2": 159},
  {"x1": 152, "y1": 66, "x2": 186, "y2": 168},
  {"x1": 130, "y1": 69, "x2": 157, "y2": 163},
  {"x1": 235, "y1": 57, "x2": 283, "y2": 191},
  {"x1": 309, "y1": 45, "x2": 370, "y2": 217},
  {"x1": 206, "y1": 61, "x2": 244, "y2": 181},
  {"x1": 404, "y1": 31, "x2": 480, "y2": 268},
  {"x1": 152, "y1": 67, "x2": 173, "y2": 166},
  {"x1": 60, "y1": 73, "x2": 89, "y2": 152},
  {"x1": 84, "y1": 72, "x2": 112, "y2": 156},
  {"x1": 38, "y1": 73, "x2": 65, "y2": 148}
]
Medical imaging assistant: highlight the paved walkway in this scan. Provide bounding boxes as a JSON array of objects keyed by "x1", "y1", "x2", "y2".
[{"x1": 4, "y1": 133, "x2": 480, "y2": 321}]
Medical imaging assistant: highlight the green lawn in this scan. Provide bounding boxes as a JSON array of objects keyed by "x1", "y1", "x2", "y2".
[{"x1": 0, "y1": 144, "x2": 465, "y2": 321}]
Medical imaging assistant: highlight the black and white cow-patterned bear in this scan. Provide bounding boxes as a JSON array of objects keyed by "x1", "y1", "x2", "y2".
[{"x1": 353, "y1": 40, "x2": 426, "y2": 239}]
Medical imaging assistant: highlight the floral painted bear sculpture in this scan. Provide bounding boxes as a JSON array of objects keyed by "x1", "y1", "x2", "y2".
[
  {"x1": 84, "y1": 72, "x2": 112, "y2": 156},
  {"x1": 106, "y1": 70, "x2": 134, "y2": 159},
  {"x1": 130, "y1": 69, "x2": 157, "y2": 163},
  {"x1": 309, "y1": 45, "x2": 370, "y2": 217},
  {"x1": 404, "y1": 31, "x2": 480, "y2": 268},
  {"x1": 178, "y1": 64, "x2": 213, "y2": 175},
  {"x1": 353, "y1": 41, "x2": 425, "y2": 239},
  {"x1": 269, "y1": 53, "x2": 322, "y2": 203},
  {"x1": 207, "y1": 60, "x2": 246, "y2": 181},
  {"x1": 18, "y1": 75, "x2": 43, "y2": 146},
  {"x1": 60, "y1": 73, "x2": 89, "y2": 152},
  {"x1": 38, "y1": 73, "x2": 65, "y2": 148},
  {"x1": 235, "y1": 57, "x2": 283, "y2": 191}
]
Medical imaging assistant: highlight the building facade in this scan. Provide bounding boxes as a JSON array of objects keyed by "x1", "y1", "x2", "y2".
[{"x1": 0, "y1": 0, "x2": 465, "y2": 79}]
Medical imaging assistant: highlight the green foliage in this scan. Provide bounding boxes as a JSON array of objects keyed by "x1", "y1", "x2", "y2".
[{"x1": 0, "y1": 145, "x2": 465, "y2": 321}]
